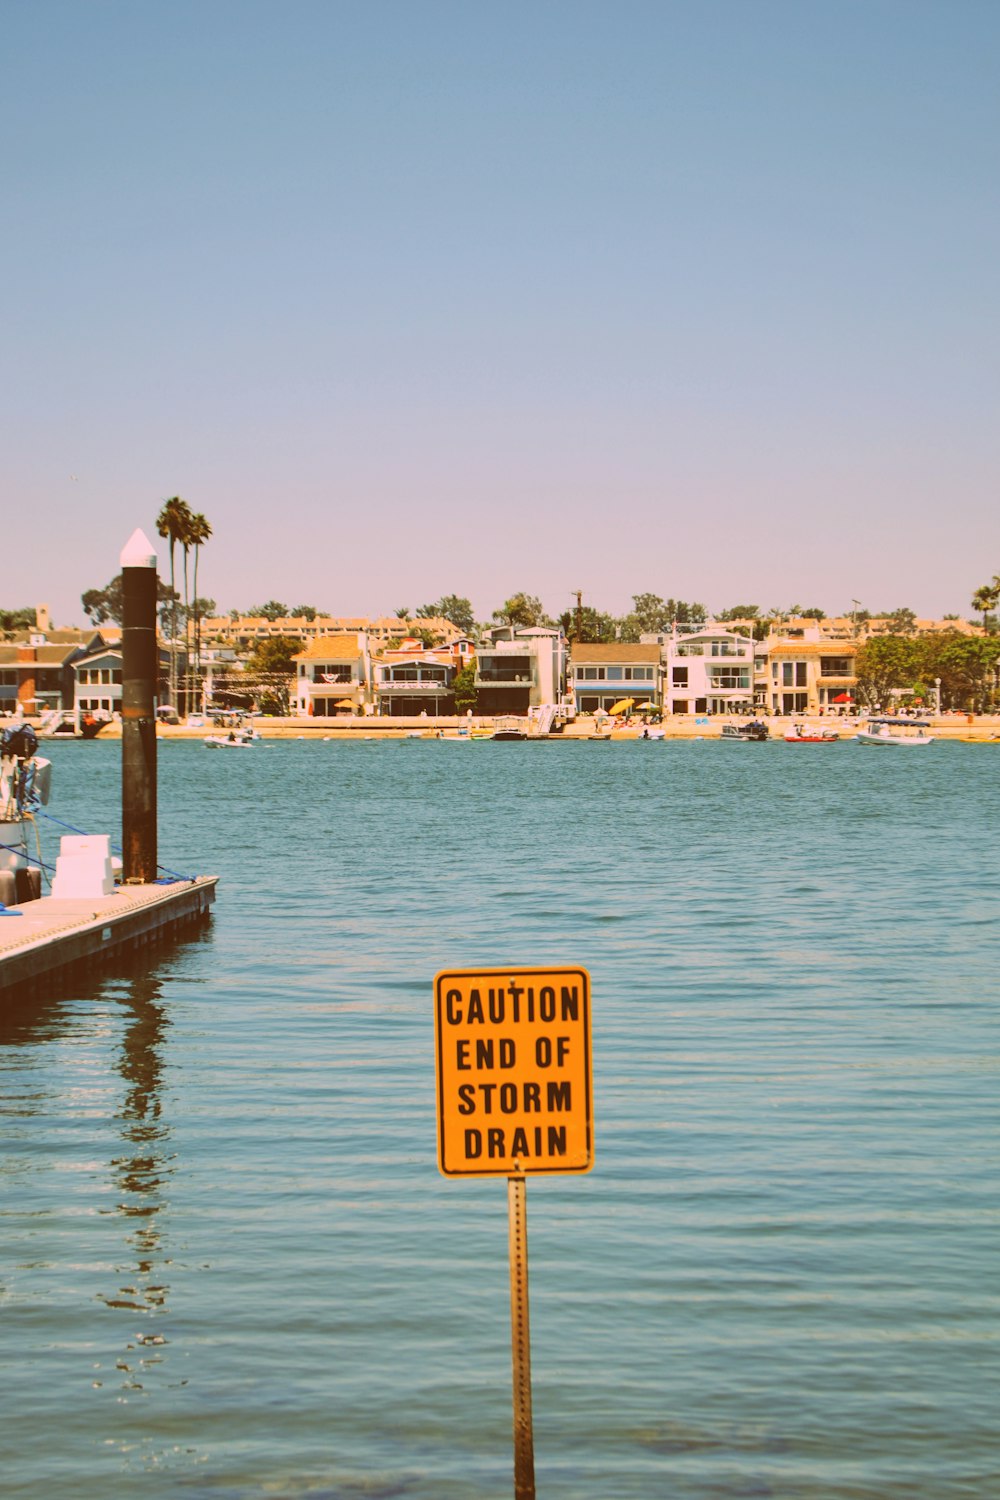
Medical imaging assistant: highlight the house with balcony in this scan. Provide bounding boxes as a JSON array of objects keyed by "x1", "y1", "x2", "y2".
[
  {"x1": 293, "y1": 636, "x2": 370, "y2": 716},
  {"x1": 475, "y1": 628, "x2": 566, "y2": 716},
  {"x1": 641, "y1": 626, "x2": 753, "y2": 715},
  {"x1": 766, "y1": 637, "x2": 859, "y2": 714},
  {"x1": 372, "y1": 642, "x2": 457, "y2": 716},
  {"x1": 569, "y1": 643, "x2": 661, "y2": 715}
]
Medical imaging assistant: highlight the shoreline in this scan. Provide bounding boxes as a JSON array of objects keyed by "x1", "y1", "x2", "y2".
[{"x1": 69, "y1": 712, "x2": 1000, "y2": 742}]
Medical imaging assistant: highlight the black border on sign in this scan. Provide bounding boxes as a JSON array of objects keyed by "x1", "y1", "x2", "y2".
[{"x1": 434, "y1": 965, "x2": 593, "y2": 1178}]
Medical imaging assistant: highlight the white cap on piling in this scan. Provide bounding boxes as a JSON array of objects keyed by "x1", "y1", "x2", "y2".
[{"x1": 120, "y1": 528, "x2": 158, "y2": 569}]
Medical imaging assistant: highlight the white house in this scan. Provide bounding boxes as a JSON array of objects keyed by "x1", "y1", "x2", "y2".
[
  {"x1": 644, "y1": 625, "x2": 754, "y2": 715},
  {"x1": 292, "y1": 635, "x2": 370, "y2": 716}
]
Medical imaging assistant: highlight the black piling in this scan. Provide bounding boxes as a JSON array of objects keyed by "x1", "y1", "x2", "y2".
[{"x1": 121, "y1": 529, "x2": 158, "y2": 883}]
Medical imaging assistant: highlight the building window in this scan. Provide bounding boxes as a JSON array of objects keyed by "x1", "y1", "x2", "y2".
[
  {"x1": 673, "y1": 698, "x2": 688, "y2": 713},
  {"x1": 672, "y1": 666, "x2": 688, "y2": 686},
  {"x1": 709, "y1": 669, "x2": 750, "y2": 689},
  {"x1": 820, "y1": 657, "x2": 851, "y2": 677},
  {"x1": 781, "y1": 662, "x2": 807, "y2": 687},
  {"x1": 606, "y1": 666, "x2": 623, "y2": 681}
]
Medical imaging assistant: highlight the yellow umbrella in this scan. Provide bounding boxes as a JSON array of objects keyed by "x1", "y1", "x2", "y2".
[
  {"x1": 335, "y1": 698, "x2": 355, "y2": 709},
  {"x1": 608, "y1": 698, "x2": 634, "y2": 715}
]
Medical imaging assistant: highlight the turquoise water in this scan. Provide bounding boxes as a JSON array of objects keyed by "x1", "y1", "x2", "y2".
[{"x1": 2, "y1": 738, "x2": 998, "y2": 1499}]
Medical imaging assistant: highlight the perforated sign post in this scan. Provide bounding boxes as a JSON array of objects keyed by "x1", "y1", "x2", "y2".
[{"x1": 434, "y1": 966, "x2": 593, "y2": 1500}]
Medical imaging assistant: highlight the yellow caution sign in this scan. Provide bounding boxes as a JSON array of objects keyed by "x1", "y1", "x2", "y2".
[{"x1": 434, "y1": 966, "x2": 594, "y2": 1178}]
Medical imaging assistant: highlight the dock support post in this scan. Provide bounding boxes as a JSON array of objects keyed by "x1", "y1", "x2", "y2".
[
  {"x1": 508, "y1": 1174, "x2": 536, "y2": 1500},
  {"x1": 121, "y1": 529, "x2": 158, "y2": 883}
]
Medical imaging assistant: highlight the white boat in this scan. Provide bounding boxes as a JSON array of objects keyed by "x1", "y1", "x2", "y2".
[
  {"x1": 1, "y1": 724, "x2": 52, "y2": 903},
  {"x1": 854, "y1": 717, "x2": 934, "y2": 747},
  {"x1": 204, "y1": 728, "x2": 259, "y2": 748},
  {"x1": 784, "y1": 723, "x2": 840, "y2": 743}
]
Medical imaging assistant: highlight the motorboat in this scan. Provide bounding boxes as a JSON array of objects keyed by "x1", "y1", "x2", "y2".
[
  {"x1": 204, "y1": 727, "x2": 259, "y2": 748},
  {"x1": 784, "y1": 723, "x2": 840, "y2": 743},
  {"x1": 854, "y1": 717, "x2": 934, "y2": 747},
  {"x1": 721, "y1": 720, "x2": 770, "y2": 742}
]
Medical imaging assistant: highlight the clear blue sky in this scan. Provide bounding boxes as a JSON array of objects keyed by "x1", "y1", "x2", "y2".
[{"x1": 4, "y1": 0, "x2": 998, "y2": 626}]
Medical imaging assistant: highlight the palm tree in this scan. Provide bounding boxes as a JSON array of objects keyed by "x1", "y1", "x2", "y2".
[
  {"x1": 187, "y1": 512, "x2": 213, "y2": 685},
  {"x1": 972, "y1": 579, "x2": 1000, "y2": 634},
  {"x1": 156, "y1": 497, "x2": 193, "y2": 707}
]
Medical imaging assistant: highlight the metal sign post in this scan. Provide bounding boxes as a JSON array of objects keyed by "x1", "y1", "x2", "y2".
[
  {"x1": 434, "y1": 966, "x2": 593, "y2": 1499},
  {"x1": 508, "y1": 1174, "x2": 535, "y2": 1500}
]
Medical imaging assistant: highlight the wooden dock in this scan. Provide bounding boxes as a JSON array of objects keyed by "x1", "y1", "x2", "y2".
[{"x1": 0, "y1": 876, "x2": 218, "y2": 994}]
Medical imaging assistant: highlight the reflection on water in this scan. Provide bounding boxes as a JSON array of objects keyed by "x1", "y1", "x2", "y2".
[{"x1": 100, "y1": 973, "x2": 172, "y2": 1313}]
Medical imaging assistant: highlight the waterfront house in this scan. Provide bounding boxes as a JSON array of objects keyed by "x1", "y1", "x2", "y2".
[
  {"x1": 73, "y1": 646, "x2": 124, "y2": 718},
  {"x1": 293, "y1": 636, "x2": 370, "y2": 716},
  {"x1": 763, "y1": 622, "x2": 858, "y2": 714},
  {"x1": 569, "y1": 642, "x2": 661, "y2": 715},
  {"x1": 475, "y1": 627, "x2": 567, "y2": 716},
  {"x1": 372, "y1": 642, "x2": 457, "y2": 716},
  {"x1": 0, "y1": 632, "x2": 99, "y2": 717},
  {"x1": 652, "y1": 626, "x2": 754, "y2": 716}
]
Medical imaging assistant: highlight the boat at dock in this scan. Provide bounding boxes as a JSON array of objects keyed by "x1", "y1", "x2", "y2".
[
  {"x1": 491, "y1": 716, "x2": 529, "y2": 741},
  {"x1": 721, "y1": 719, "x2": 770, "y2": 742},
  {"x1": 854, "y1": 717, "x2": 934, "y2": 747},
  {"x1": 1, "y1": 724, "x2": 52, "y2": 904}
]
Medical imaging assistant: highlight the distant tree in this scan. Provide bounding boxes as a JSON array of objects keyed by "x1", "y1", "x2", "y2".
[
  {"x1": 189, "y1": 597, "x2": 216, "y2": 627},
  {"x1": 156, "y1": 496, "x2": 194, "y2": 704},
  {"x1": 971, "y1": 578, "x2": 1000, "y2": 634},
  {"x1": 492, "y1": 593, "x2": 553, "y2": 629},
  {"x1": 854, "y1": 635, "x2": 923, "y2": 707},
  {"x1": 246, "y1": 636, "x2": 301, "y2": 674},
  {"x1": 417, "y1": 595, "x2": 476, "y2": 635},
  {"x1": 800, "y1": 606, "x2": 826, "y2": 620},
  {"x1": 558, "y1": 606, "x2": 618, "y2": 643},
  {"x1": 395, "y1": 606, "x2": 411, "y2": 620},
  {"x1": 872, "y1": 607, "x2": 918, "y2": 635},
  {"x1": 452, "y1": 664, "x2": 478, "y2": 712},
  {"x1": 630, "y1": 593, "x2": 674, "y2": 634},
  {"x1": 242, "y1": 634, "x2": 301, "y2": 713},
  {"x1": 716, "y1": 604, "x2": 760, "y2": 622},
  {"x1": 0, "y1": 606, "x2": 37, "y2": 633},
  {"x1": 186, "y1": 511, "x2": 212, "y2": 671},
  {"x1": 670, "y1": 599, "x2": 707, "y2": 626},
  {"x1": 942, "y1": 613, "x2": 960, "y2": 621},
  {"x1": 82, "y1": 576, "x2": 178, "y2": 629},
  {"x1": 289, "y1": 605, "x2": 319, "y2": 620},
  {"x1": 247, "y1": 601, "x2": 289, "y2": 622},
  {"x1": 924, "y1": 633, "x2": 1000, "y2": 712}
]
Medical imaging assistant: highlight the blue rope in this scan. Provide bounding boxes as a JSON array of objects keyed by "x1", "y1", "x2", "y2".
[
  {"x1": 0, "y1": 841, "x2": 56, "y2": 873},
  {"x1": 35, "y1": 811, "x2": 197, "y2": 883}
]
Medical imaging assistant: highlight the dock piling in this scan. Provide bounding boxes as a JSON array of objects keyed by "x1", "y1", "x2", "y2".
[{"x1": 120, "y1": 529, "x2": 158, "y2": 883}]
